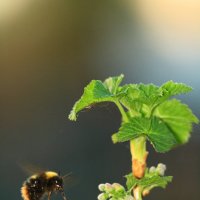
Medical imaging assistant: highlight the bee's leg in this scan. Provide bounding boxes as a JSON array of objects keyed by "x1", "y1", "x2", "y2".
[
  {"x1": 61, "y1": 190, "x2": 67, "y2": 200},
  {"x1": 47, "y1": 192, "x2": 52, "y2": 200}
]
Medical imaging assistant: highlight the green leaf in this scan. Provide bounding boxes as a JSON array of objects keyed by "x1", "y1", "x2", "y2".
[
  {"x1": 119, "y1": 83, "x2": 162, "y2": 108},
  {"x1": 118, "y1": 84, "x2": 142, "y2": 117},
  {"x1": 112, "y1": 117, "x2": 177, "y2": 152},
  {"x1": 139, "y1": 175, "x2": 173, "y2": 190},
  {"x1": 112, "y1": 117, "x2": 150, "y2": 143},
  {"x1": 125, "y1": 173, "x2": 138, "y2": 190},
  {"x1": 69, "y1": 80, "x2": 112, "y2": 120},
  {"x1": 125, "y1": 173, "x2": 172, "y2": 191},
  {"x1": 137, "y1": 83, "x2": 162, "y2": 105},
  {"x1": 104, "y1": 74, "x2": 124, "y2": 94},
  {"x1": 118, "y1": 81, "x2": 193, "y2": 118},
  {"x1": 161, "y1": 81, "x2": 192, "y2": 97},
  {"x1": 154, "y1": 99, "x2": 199, "y2": 144},
  {"x1": 147, "y1": 117, "x2": 177, "y2": 153},
  {"x1": 137, "y1": 81, "x2": 192, "y2": 108},
  {"x1": 69, "y1": 75, "x2": 198, "y2": 152},
  {"x1": 118, "y1": 83, "x2": 164, "y2": 118},
  {"x1": 69, "y1": 75, "x2": 126, "y2": 121}
]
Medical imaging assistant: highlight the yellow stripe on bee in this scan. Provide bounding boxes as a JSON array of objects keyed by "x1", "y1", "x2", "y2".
[
  {"x1": 21, "y1": 186, "x2": 30, "y2": 200},
  {"x1": 30, "y1": 174, "x2": 38, "y2": 179},
  {"x1": 45, "y1": 171, "x2": 59, "y2": 178}
]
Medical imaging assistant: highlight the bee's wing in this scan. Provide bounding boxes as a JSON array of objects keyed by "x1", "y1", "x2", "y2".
[
  {"x1": 62, "y1": 172, "x2": 72, "y2": 179},
  {"x1": 17, "y1": 162, "x2": 48, "y2": 176},
  {"x1": 62, "y1": 172, "x2": 79, "y2": 188}
]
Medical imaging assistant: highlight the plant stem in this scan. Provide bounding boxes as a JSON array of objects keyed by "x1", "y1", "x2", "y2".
[
  {"x1": 133, "y1": 187, "x2": 142, "y2": 200},
  {"x1": 130, "y1": 136, "x2": 148, "y2": 178},
  {"x1": 114, "y1": 100, "x2": 129, "y2": 122}
]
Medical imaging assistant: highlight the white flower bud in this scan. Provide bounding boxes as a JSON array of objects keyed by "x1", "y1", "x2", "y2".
[
  {"x1": 104, "y1": 183, "x2": 114, "y2": 192},
  {"x1": 149, "y1": 166, "x2": 156, "y2": 173},
  {"x1": 112, "y1": 183, "x2": 125, "y2": 192},
  {"x1": 156, "y1": 163, "x2": 167, "y2": 176},
  {"x1": 97, "y1": 193, "x2": 107, "y2": 200},
  {"x1": 98, "y1": 184, "x2": 105, "y2": 191}
]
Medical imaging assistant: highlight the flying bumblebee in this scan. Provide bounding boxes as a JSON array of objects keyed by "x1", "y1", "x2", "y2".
[{"x1": 21, "y1": 171, "x2": 69, "y2": 200}]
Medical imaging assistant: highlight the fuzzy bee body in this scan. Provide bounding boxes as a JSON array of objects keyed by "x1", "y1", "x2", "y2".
[{"x1": 21, "y1": 171, "x2": 67, "y2": 200}]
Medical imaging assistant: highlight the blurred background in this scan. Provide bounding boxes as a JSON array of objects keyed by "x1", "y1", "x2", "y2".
[{"x1": 0, "y1": 0, "x2": 200, "y2": 199}]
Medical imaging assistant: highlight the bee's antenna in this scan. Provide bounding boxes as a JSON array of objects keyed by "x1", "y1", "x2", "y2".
[
  {"x1": 58, "y1": 170, "x2": 61, "y2": 176},
  {"x1": 62, "y1": 172, "x2": 72, "y2": 179}
]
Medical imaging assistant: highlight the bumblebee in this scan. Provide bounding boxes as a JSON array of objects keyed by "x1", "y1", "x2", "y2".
[{"x1": 21, "y1": 171, "x2": 68, "y2": 200}]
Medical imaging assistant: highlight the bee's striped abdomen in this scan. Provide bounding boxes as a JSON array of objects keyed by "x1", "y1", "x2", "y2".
[
  {"x1": 21, "y1": 176, "x2": 45, "y2": 200},
  {"x1": 21, "y1": 185, "x2": 30, "y2": 200}
]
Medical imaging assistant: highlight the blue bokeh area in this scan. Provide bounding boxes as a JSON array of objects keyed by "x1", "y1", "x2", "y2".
[{"x1": 0, "y1": 1, "x2": 199, "y2": 200}]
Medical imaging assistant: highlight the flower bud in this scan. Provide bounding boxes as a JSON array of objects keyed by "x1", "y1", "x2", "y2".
[
  {"x1": 112, "y1": 183, "x2": 125, "y2": 192},
  {"x1": 156, "y1": 163, "x2": 166, "y2": 176},
  {"x1": 97, "y1": 193, "x2": 107, "y2": 200},
  {"x1": 149, "y1": 166, "x2": 156, "y2": 173},
  {"x1": 104, "y1": 183, "x2": 114, "y2": 192},
  {"x1": 98, "y1": 184, "x2": 105, "y2": 192}
]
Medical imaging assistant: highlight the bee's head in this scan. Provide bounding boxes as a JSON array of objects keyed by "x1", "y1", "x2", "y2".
[{"x1": 47, "y1": 176, "x2": 64, "y2": 191}]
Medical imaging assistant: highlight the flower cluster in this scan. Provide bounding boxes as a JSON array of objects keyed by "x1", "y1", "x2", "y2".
[
  {"x1": 149, "y1": 163, "x2": 167, "y2": 176},
  {"x1": 98, "y1": 183, "x2": 134, "y2": 200}
]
